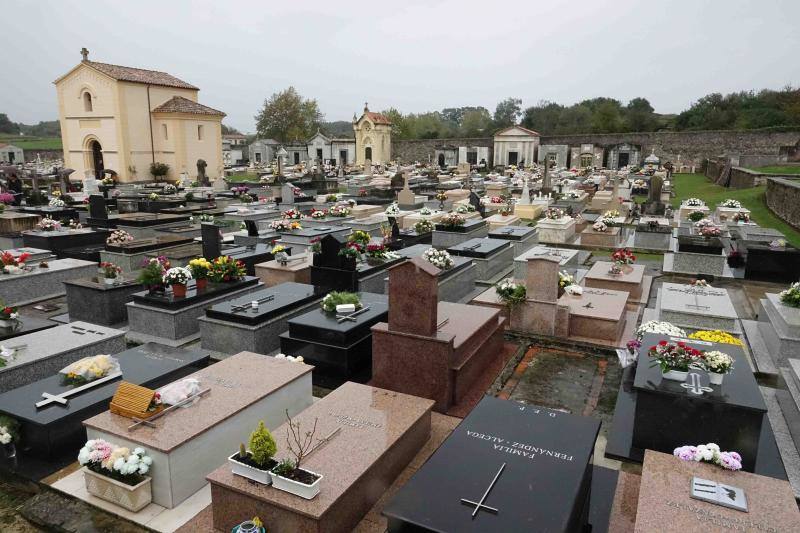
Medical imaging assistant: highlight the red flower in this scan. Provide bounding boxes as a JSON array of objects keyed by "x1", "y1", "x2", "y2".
[
  {"x1": 3, "y1": 307, "x2": 12, "y2": 314},
  {"x1": 658, "y1": 340, "x2": 668, "y2": 346}
]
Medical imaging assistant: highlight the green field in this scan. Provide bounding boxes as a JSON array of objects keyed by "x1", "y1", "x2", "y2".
[
  {"x1": 225, "y1": 172, "x2": 261, "y2": 183},
  {"x1": 0, "y1": 134, "x2": 62, "y2": 151},
  {"x1": 670, "y1": 173, "x2": 800, "y2": 247},
  {"x1": 749, "y1": 165, "x2": 800, "y2": 175}
]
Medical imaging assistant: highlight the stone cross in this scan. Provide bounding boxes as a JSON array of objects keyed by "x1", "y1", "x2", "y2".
[
  {"x1": 612, "y1": 176, "x2": 619, "y2": 199},
  {"x1": 525, "y1": 256, "x2": 561, "y2": 303},
  {"x1": 365, "y1": 159, "x2": 373, "y2": 176},
  {"x1": 388, "y1": 257, "x2": 438, "y2": 336},
  {"x1": 518, "y1": 176, "x2": 531, "y2": 206},
  {"x1": 542, "y1": 163, "x2": 551, "y2": 193},
  {"x1": 80, "y1": 47, "x2": 89, "y2": 61}
]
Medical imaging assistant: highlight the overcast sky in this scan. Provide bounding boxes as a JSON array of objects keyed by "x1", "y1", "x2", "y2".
[{"x1": 4, "y1": 0, "x2": 800, "y2": 133}]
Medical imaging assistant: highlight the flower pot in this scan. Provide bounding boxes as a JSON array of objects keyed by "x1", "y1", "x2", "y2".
[
  {"x1": 235, "y1": 520, "x2": 265, "y2": 533},
  {"x1": 708, "y1": 372, "x2": 725, "y2": 385},
  {"x1": 621, "y1": 264, "x2": 634, "y2": 274},
  {"x1": 83, "y1": 467, "x2": 152, "y2": 512},
  {"x1": 104, "y1": 277, "x2": 117, "y2": 285},
  {"x1": 171, "y1": 284, "x2": 187, "y2": 298},
  {"x1": 228, "y1": 452, "x2": 275, "y2": 485},
  {"x1": 0, "y1": 319, "x2": 15, "y2": 328},
  {"x1": 271, "y1": 468, "x2": 322, "y2": 499},
  {"x1": 661, "y1": 369, "x2": 688, "y2": 382},
  {"x1": 195, "y1": 278, "x2": 208, "y2": 291}
]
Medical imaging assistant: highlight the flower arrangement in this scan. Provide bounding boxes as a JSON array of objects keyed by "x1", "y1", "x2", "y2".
[
  {"x1": 626, "y1": 339, "x2": 642, "y2": 355},
  {"x1": 779, "y1": 282, "x2": 800, "y2": 307},
  {"x1": 0, "y1": 420, "x2": 17, "y2": 445},
  {"x1": 439, "y1": 213, "x2": 465, "y2": 229},
  {"x1": 310, "y1": 237, "x2": 321, "y2": 254},
  {"x1": 691, "y1": 279, "x2": 709, "y2": 287},
  {"x1": 544, "y1": 208, "x2": 565, "y2": 220},
  {"x1": 455, "y1": 204, "x2": 469, "y2": 214},
  {"x1": 435, "y1": 191, "x2": 448, "y2": 202},
  {"x1": 703, "y1": 350, "x2": 734, "y2": 375},
  {"x1": 328, "y1": 204, "x2": 350, "y2": 217},
  {"x1": 414, "y1": 219, "x2": 434, "y2": 234},
  {"x1": 321, "y1": 291, "x2": 362, "y2": 313},
  {"x1": 209, "y1": 256, "x2": 246, "y2": 282},
  {"x1": 163, "y1": 266, "x2": 192, "y2": 286},
  {"x1": 732, "y1": 212, "x2": 750, "y2": 223},
  {"x1": 489, "y1": 196, "x2": 503, "y2": 204},
  {"x1": 564, "y1": 284, "x2": 583, "y2": 296},
  {"x1": 698, "y1": 225, "x2": 722, "y2": 237},
  {"x1": 99, "y1": 261, "x2": 122, "y2": 280},
  {"x1": 558, "y1": 271, "x2": 575, "y2": 289},
  {"x1": 61, "y1": 354, "x2": 120, "y2": 386},
  {"x1": 188, "y1": 258, "x2": 212, "y2": 280},
  {"x1": 592, "y1": 220, "x2": 608, "y2": 232},
  {"x1": 648, "y1": 340, "x2": 704, "y2": 373},
  {"x1": 688, "y1": 330, "x2": 743, "y2": 346},
  {"x1": 137, "y1": 256, "x2": 171, "y2": 287},
  {"x1": 48, "y1": 197, "x2": 65, "y2": 208},
  {"x1": 325, "y1": 194, "x2": 339, "y2": 202},
  {"x1": 78, "y1": 439, "x2": 153, "y2": 484},
  {"x1": 310, "y1": 208, "x2": 327, "y2": 219},
  {"x1": 239, "y1": 193, "x2": 254, "y2": 203},
  {"x1": 366, "y1": 242, "x2": 388, "y2": 259},
  {"x1": 565, "y1": 191, "x2": 581, "y2": 199},
  {"x1": 1, "y1": 251, "x2": 30, "y2": 270},
  {"x1": 162, "y1": 184, "x2": 177, "y2": 195},
  {"x1": 148, "y1": 192, "x2": 160, "y2": 201},
  {"x1": 68, "y1": 219, "x2": 82, "y2": 230},
  {"x1": 684, "y1": 198, "x2": 704, "y2": 207},
  {"x1": 0, "y1": 302, "x2": 19, "y2": 322},
  {"x1": 0, "y1": 192, "x2": 13, "y2": 205},
  {"x1": 101, "y1": 176, "x2": 115, "y2": 186},
  {"x1": 608, "y1": 263, "x2": 623, "y2": 276},
  {"x1": 611, "y1": 248, "x2": 636, "y2": 265},
  {"x1": 36, "y1": 217, "x2": 61, "y2": 231},
  {"x1": 688, "y1": 210, "x2": 707, "y2": 222},
  {"x1": 385, "y1": 203, "x2": 401, "y2": 216},
  {"x1": 271, "y1": 244, "x2": 286, "y2": 255},
  {"x1": 495, "y1": 279, "x2": 526, "y2": 308},
  {"x1": 338, "y1": 242, "x2": 361, "y2": 259},
  {"x1": 719, "y1": 199, "x2": 742, "y2": 208},
  {"x1": 269, "y1": 219, "x2": 302, "y2": 232},
  {"x1": 282, "y1": 208, "x2": 303, "y2": 220},
  {"x1": 422, "y1": 248, "x2": 454, "y2": 269},
  {"x1": 349, "y1": 230, "x2": 371, "y2": 246},
  {"x1": 674, "y1": 443, "x2": 741, "y2": 471},
  {"x1": 636, "y1": 320, "x2": 686, "y2": 340},
  {"x1": 106, "y1": 229, "x2": 134, "y2": 246},
  {"x1": 358, "y1": 188, "x2": 368, "y2": 197},
  {"x1": 231, "y1": 186, "x2": 249, "y2": 194},
  {"x1": 419, "y1": 206, "x2": 432, "y2": 215},
  {"x1": 603, "y1": 209, "x2": 620, "y2": 219},
  {"x1": 693, "y1": 218, "x2": 716, "y2": 229}
]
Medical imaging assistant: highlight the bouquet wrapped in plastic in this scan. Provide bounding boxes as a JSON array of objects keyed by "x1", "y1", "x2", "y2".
[{"x1": 60, "y1": 354, "x2": 120, "y2": 386}]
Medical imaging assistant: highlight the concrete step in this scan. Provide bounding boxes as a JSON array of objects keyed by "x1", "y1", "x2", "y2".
[
  {"x1": 760, "y1": 386, "x2": 800, "y2": 500},
  {"x1": 741, "y1": 319, "x2": 778, "y2": 378},
  {"x1": 782, "y1": 366, "x2": 800, "y2": 412}
]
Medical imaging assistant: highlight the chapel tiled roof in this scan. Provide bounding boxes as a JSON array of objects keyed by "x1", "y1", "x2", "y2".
[
  {"x1": 151, "y1": 96, "x2": 225, "y2": 116},
  {"x1": 363, "y1": 111, "x2": 391, "y2": 125},
  {"x1": 85, "y1": 61, "x2": 199, "y2": 90}
]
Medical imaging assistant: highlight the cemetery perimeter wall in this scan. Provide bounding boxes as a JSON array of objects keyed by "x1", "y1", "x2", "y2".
[
  {"x1": 393, "y1": 129, "x2": 800, "y2": 168},
  {"x1": 766, "y1": 177, "x2": 800, "y2": 230}
]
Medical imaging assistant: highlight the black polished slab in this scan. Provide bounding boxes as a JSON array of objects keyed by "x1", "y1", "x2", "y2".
[
  {"x1": 221, "y1": 244, "x2": 274, "y2": 276},
  {"x1": 0, "y1": 316, "x2": 56, "y2": 342},
  {"x1": 20, "y1": 206, "x2": 78, "y2": 220},
  {"x1": 398, "y1": 245, "x2": 473, "y2": 281},
  {"x1": 392, "y1": 228, "x2": 433, "y2": 249},
  {"x1": 64, "y1": 277, "x2": 144, "y2": 325},
  {"x1": 488, "y1": 225, "x2": 537, "y2": 241},
  {"x1": 434, "y1": 218, "x2": 486, "y2": 233},
  {"x1": 22, "y1": 229, "x2": 110, "y2": 258},
  {"x1": 132, "y1": 276, "x2": 260, "y2": 309},
  {"x1": 447, "y1": 238, "x2": 510, "y2": 259},
  {"x1": 632, "y1": 334, "x2": 765, "y2": 471},
  {"x1": 206, "y1": 282, "x2": 321, "y2": 325},
  {"x1": 676, "y1": 234, "x2": 723, "y2": 255},
  {"x1": 605, "y1": 352, "x2": 787, "y2": 481},
  {"x1": 285, "y1": 292, "x2": 388, "y2": 347},
  {"x1": 383, "y1": 395, "x2": 601, "y2": 533},
  {"x1": 741, "y1": 241, "x2": 800, "y2": 283},
  {"x1": 105, "y1": 235, "x2": 195, "y2": 253},
  {"x1": 0, "y1": 343, "x2": 209, "y2": 465}
]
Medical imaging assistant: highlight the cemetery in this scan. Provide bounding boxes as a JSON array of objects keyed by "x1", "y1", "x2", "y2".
[{"x1": 2, "y1": 27, "x2": 800, "y2": 533}]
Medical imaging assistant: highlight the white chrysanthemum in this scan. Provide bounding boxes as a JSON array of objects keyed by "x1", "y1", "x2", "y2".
[
  {"x1": 138, "y1": 464, "x2": 149, "y2": 475},
  {"x1": 134, "y1": 447, "x2": 145, "y2": 456},
  {"x1": 142, "y1": 456, "x2": 153, "y2": 466}
]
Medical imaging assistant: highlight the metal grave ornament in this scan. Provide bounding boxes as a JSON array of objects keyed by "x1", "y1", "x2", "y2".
[
  {"x1": 681, "y1": 372, "x2": 713, "y2": 396},
  {"x1": 460, "y1": 462, "x2": 506, "y2": 519},
  {"x1": 691, "y1": 477, "x2": 748, "y2": 512}
]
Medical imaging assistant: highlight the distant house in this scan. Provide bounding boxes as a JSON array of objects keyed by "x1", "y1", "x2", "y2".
[
  {"x1": 493, "y1": 126, "x2": 540, "y2": 167},
  {"x1": 54, "y1": 48, "x2": 225, "y2": 182},
  {"x1": 248, "y1": 138, "x2": 280, "y2": 165},
  {"x1": 606, "y1": 143, "x2": 641, "y2": 169},
  {"x1": 222, "y1": 133, "x2": 247, "y2": 146},
  {"x1": 222, "y1": 140, "x2": 244, "y2": 167},
  {"x1": 538, "y1": 144, "x2": 569, "y2": 169},
  {"x1": 0, "y1": 143, "x2": 24, "y2": 164},
  {"x1": 307, "y1": 131, "x2": 356, "y2": 166},
  {"x1": 570, "y1": 143, "x2": 604, "y2": 169}
]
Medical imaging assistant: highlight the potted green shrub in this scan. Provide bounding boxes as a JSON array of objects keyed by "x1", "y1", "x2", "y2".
[
  {"x1": 228, "y1": 421, "x2": 278, "y2": 485},
  {"x1": 150, "y1": 162, "x2": 170, "y2": 182},
  {"x1": 137, "y1": 257, "x2": 170, "y2": 293}
]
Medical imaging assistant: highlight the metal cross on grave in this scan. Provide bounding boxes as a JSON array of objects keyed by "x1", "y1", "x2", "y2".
[
  {"x1": 681, "y1": 372, "x2": 713, "y2": 396},
  {"x1": 460, "y1": 462, "x2": 506, "y2": 518}
]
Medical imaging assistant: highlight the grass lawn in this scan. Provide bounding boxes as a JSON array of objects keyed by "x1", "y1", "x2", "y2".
[
  {"x1": 749, "y1": 165, "x2": 800, "y2": 175},
  {"x1": 670, "y1": 173, "x2": 800, "y2": 247},
  {"x1": 225, "y1": 172, "x2": 261, "y2": 183},
  {"x1": 0, "y1": 134, "x2": 62, "y2": 151}
]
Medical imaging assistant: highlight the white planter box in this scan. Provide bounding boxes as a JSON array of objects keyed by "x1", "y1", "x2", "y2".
[
  {"x1": 271, "y1": 468, "x2": 322, "y2": 499},
  {"x1": 83, "y1": 467, "x2": 152, "y2": 512},
  {"x1": 228, "y1": 452, "x2": 273, "y2": 485}
]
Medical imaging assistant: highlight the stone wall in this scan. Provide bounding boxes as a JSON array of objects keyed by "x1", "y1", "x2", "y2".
[
  {"x1": 706, "y1": 158, "x2": 800, "y2": 189},
  {"x1": 392, "y1": 137, "x2": 493, "y2": 164},
  {"x1": 766, "y1": 177, "x2": 800, "y2": 229}
]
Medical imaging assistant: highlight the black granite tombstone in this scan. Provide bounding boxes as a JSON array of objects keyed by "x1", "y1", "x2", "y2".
[
  {"x1": 202, "y1": 222, "x2": 222, "y2": 259},
  {"x1": 742, "y1": 241, "x2": 800, "y2": 283},
  {"x1": 447, "y1": 237, "x2": 510, "y2": 259},
  {"x1": 278, "y1": 292, "x2": 388, "y2": 386},
  {"x1": 88, "y1": 194, "x2": 108, "y2": 220},
  {"x1": 0, "y1": 316, "x2": 56, "y2": 342},
  {"x1": 0, "y1": 343, "x2": 208, "y2": 467},
  {"x1": 435, "y1": 218, "x2": 486, "y2": 233},
  {"x1": 244, "y1": 220, "x2": 260, "y2": 237},
  {"x1": 205, "y1": 283, "x2": 320, "y2": 326},
  {"x1": 132, "y1": 276, "x2": 259, "y2": 309},
  {"x1": 677, "y1": 234, "x2": 724, "y2": 255},
  {"x1": 469, "y1": 190, "x2": 486, "y2": 218},
  {"x1": 383, "y1": 395, "x2": 601, "y2": 532},
  {"x1": 487, "y1": 225, "x2": 537, "y2": 241}
]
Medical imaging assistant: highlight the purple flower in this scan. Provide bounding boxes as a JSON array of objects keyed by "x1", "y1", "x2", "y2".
[
  {"x1": 719, "y1": 452, "x2": 742, "y2": 471},
  {"x1": 728, "y1": 451, "x2": 742, "y2": 463},
  {"x1": 673, "y1": 446, "x2": 697, "y2": 461}
]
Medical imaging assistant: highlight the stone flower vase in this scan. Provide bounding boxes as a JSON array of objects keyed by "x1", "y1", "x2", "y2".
[
  {"x1": 103, "y1": 276, "x2": 117, "y2": 286},
  {"x1": 661, "y1": 369, "x2": 688, "y2": 382},
  {"x1": 709, "y1": 372, "x2": 725, "y2": 385},
  {"x1": 83, "y1": 468, "x2": 152, "y2": 512},
  {"x1": 0, "y1": 319, "x2": 15, "y2": 328},
  {"x1": 171, "y1": 283, "x2": 187, "y2": 298},
  {"x1": 195, "y1": 278, "x2": 208, "y2": 291},
  {"x1": 621, "y1": 264, "x2": 634, "y2": 274}
]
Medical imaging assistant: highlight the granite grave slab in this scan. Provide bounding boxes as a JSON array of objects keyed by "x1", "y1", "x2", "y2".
[
  {"x1": 431, "y1": 218, "x2": 488, "y2": 248},
  {"x1": 0, "y1": 258, "x2": 98, "y2": 306},
  {"x1": 64, "y1": 277, "x2": 143, "y2": 326},
  {"x1": 513, "y1": 245, "x2": 579, "y2": 280},
  {"x1": 658, "y1": 282, "x2": 739, "y2": 333},
  {"x1": 487, "y1": 225, "x2": 539, "y2": 256},
  {"x1": 447, "y1": 238, "x2": 514, "y2": 281}
]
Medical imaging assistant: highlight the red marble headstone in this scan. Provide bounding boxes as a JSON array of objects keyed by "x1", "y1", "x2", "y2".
[
  {"x1": 388, "y1": 257, "x2": 439, "y2": 336},
  {"x1": 525, "y1": 255, "x2": 560, "y2": 302}
]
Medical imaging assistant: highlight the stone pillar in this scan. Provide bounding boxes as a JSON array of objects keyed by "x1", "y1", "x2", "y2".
[
  {"x1": 524, "y1": 256, "x2": 560, "y2": 302},
  {"x1": 387, "y1": 258, "x2": 439, "y2": 337}
]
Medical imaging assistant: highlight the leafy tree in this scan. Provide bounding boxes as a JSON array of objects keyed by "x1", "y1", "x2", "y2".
[
  {"x1": 493, "y1": 98, "x2": 523, "y2": 129},
  {"x1": 460, "y1": 108, "x2": 492, "y2": 137},
  {"x1": 254, "y1": 87, "x2": 323, "y2": 142},
  {"x1": 0, "y1": 114, "x2": 16, "y2": 134},
  {"x1": 221, "y1": 123, "x2": 242, "y2": 135},
  {"x1": 625, "y1": 98, "x2": 657, "y2": 132}
]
